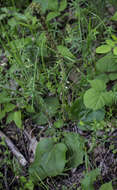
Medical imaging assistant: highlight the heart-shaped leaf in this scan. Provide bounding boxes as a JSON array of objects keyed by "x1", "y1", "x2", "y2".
[
  {"x1": 29, "y1": 138, "x2": 67, "y2": 182},
  {"x1": 84, "y1": 88, "x2": 114, "y2": 110}
]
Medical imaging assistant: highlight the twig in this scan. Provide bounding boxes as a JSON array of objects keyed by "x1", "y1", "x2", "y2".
[
  {"x1": 0, "y1": 131, "x2": 27, "y2": 166},
  {"x1": 4, "y1": 165, "x2": 9, "y2": 190}
]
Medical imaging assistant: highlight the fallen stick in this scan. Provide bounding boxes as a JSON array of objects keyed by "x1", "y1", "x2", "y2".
[{"x1": 0, "y1": 130, "x2": 27, "y2": 166}]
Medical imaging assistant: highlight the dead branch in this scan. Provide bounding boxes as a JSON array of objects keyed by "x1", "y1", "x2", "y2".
[{"x1": 0, "y1": 130, "x2": 27, "y2": 166}]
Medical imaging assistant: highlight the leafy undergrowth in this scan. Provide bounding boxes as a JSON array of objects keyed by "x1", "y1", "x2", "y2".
[{"x1": 0, "y1": 0, "x2": 117, "y2": 189}]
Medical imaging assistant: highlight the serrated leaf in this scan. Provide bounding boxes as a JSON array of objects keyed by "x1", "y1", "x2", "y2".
[
  {"x1": 59, "y1": 0, "x2": 67, "y2": 12},
  {"x1": 29, "y1": 138, "x2": 67, "y2": 181},
  {"x1": 99, "y1": 182, "x2": 113, "y2": 190},
  {"x1": 81, "y1": 169, "x2": 100, "y2": 190},
  {"x1": 57, "y1": 45, "x2": 75, "y2": 59},
  {"x1": 113, "y1": 46, "x2": 117, "y2": 55},
  {"x1": 84, "y1": 88, "x2": 114, "y2": 110},
  {"x1": 13, "y1": 111, "x2": 22, "y2": 128},
  {"x1": 63, "y1": 132, "x2": 85, "y2": 168},
  {"x1": 96, "y1": 45, "x2": 111, "y2": 54},
  {"x1": 84, "y1": 89, "x2": 105, "y2": 110},
  {"x1": 89, "y1": 79, "x2": 106, "y2": 91},
  {"x1": 46, "y1": 11, "x2": 60, "y2": 22},
  {"x1": 96, "y1": 53, "x2": 117, "y2": 72}
]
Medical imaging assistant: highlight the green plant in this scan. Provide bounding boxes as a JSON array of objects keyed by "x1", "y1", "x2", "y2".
[
  {"x1": 83, "y1": 34, "x2": 117, "y2": 110},
  {"x1": 99, "y1": 181, "x2": 113, "y2": 190},
  {"x1": 29, "y1": 132, "x2": 85, "y2": 182},
  {"x1": 83, "y1": 79, "x2": 115, "y2": 110},
  {"x1": 81, "y1": 168, "x2": 100, "y2": 190},
  {"x1": 1, "y1": 0, "x2": 117, "y2": 189}
]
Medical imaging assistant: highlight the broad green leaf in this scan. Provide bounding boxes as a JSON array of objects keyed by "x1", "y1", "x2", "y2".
[
  {"x1": 95, "y1": 74, "x2": 109, "y2": 83},
  {"x1": 84, "y1": 88, "x2": 114, "y2": 110},
  {"x1": 63, "y1": 132, "x2": 85, "y2": 168},
  {"x1": 0, "y1": 92, "x2": 11, "y2": 103},
  {"x1": 89, "y1": 79, "x2": 106, "y2": 91},
  {"x1": 102, "y1": 91, "x2": 114, "y2": 106},
  {"x1": 109, "y1": 73, "x2": 117, "y2": 80},
  {"x1": 111, "y1": 11, "x2": 117, "y2": 21},
  {"x1": 33, "y1": 0, "x2": 48, "y2": 13},
  {"x1": 4, "y1": 103, "x2": 15, "y2": 113},
  {"x1": 113, "y1": 46, "x2": 117, "y2": 55},
  {"x1": 113, "y1": 83, "x2": 117, "y2": 91},
  {"x1": 99, "y1": 182, "x2": 113, "y2": 190},
  {"x1": 57, "y1": 45, "x2": 75, "y2": 59},
  {"x1": 81, "y1": 169, "x2": 100, "y2": 190},
  {"x1": 29, "y1": 138, "x2": 67, "y2": 181},
  {"x1": 13, "y1": 111, "x2": 22, "y2": 128},
  {"x1": 96, "y1": 45, "x2": 111, "y2": 54},
  {"x1": 54, "y1": 119, "x2": 64, "y2": 128},
  {"x1": 48, "y1": 0, "x2": 58, "y2": 11},
  {"x1": 0, "y1": 103, "x2": 15, "y2": 121},
  {"x1": 34, "y1": 0, "x2": 58, "y2": 12},
  {"x1": 96, "y1": 53, "x2": 117, "y2": 72},
  {"x1": 6, "y1": 112, "x2": 14, "y2": 124},
  {"x1": 46, "y1": 11, "x2": 60, "y2": 22},
  {"x1": 106, "y1": 39, "x2": 115, "y2": 47},
  {"x1": 84, "y1": 89, "x2": 106, "y2": 110},
  {"x1": 59, "y1": 0, "x2": 67, "y2": 12},
  {"x1": 112, "y1": 34, "x2": 117, "y2": 41},
  {"x1": 82, "y1": 109, "x2": 105, "y2": 122}
]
